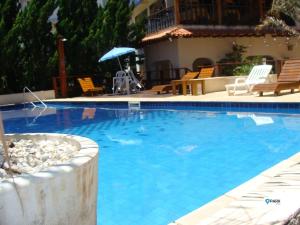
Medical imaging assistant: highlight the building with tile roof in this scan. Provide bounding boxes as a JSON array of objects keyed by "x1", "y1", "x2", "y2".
[{"x1": 132, "y1": 0, "x2": 300, "y2": 86}]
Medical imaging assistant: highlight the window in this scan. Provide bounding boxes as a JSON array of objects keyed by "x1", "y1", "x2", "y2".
[
  {"x1": 223, "y1": 0, "x2": 251, "y2": 25},
  {"x1": 192, "y1": 58, "x2": 214, "y2": 71},
  {"x1": 154, "y1": 60, "x2": 173, "y2": 80},
  {"x1": 180, "y1": 0, "x2": 216, "y2": 25}
]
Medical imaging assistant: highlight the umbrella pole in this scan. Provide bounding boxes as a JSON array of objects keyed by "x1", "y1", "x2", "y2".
[{"x1": 117, "y1": 57, "x2": 123, "y2": 71}]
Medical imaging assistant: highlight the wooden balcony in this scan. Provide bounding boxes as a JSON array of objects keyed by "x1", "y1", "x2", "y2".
[
  {"x1": 145, "y1": 0, "x2": 270, "y2": 34},
  {"x1": 146, "y1": 7, "x2": 175, "y2": 34}
]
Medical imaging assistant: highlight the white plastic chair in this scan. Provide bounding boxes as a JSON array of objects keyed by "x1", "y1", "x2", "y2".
[
  {"x1": 112, "y1": 71, "x2": 129, "y2": 95},
  {"x1": 225, "y1": 65, "x2": 272, "y2": 96}
]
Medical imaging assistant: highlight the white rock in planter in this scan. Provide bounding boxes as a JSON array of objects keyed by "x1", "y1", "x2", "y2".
[
  {"x1": 0, "y1": 133, "x2": 99, "y2": 225},
  {"x1": 1, "y1": 138, "x2": 79, "y2": 178}
]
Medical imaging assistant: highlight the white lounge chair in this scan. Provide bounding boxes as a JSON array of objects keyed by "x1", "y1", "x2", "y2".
[{"x1": 225, "y1": 65, "x2": 272, "y2": 96}]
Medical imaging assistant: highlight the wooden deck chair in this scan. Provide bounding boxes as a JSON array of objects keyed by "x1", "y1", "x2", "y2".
[
  {"x1": 198, "y1": 67, "x2": 214, "y2": 78},
  {"x1": 252, "y1": 60, "x2": 300, "y2": 96},
  {"x1": 190, "y1": 67, "x2": 215, "y2": 95},
  {"x1": 77, "y1": 77, "x2": 104, "y2": 96},
  {"x1": 150, "y1": 71, "x2": 200, "y2": 94}
]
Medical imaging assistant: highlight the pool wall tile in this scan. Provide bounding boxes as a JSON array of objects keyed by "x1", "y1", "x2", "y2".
[
  {"x1": 3, "y1": 101, "x2": 300, "y2": 114},
  {"x1": 139, "y1": 101, "x2": 300, "y2": 114}
]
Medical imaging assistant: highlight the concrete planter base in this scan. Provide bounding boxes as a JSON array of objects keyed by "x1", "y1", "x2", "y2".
[{"x1": 0, "y1": 133, "x2": 99, "y2": 225}]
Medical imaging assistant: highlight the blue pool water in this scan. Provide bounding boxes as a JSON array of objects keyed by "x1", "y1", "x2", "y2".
[{"x1": 2, "y1": 103, "x2": 300, "y2": 225}]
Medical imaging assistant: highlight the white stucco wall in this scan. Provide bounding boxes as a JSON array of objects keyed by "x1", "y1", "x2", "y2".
[
  {"x1": 144, "y1": 35, "x2": 300, "y2": 72},
  {"x1": 0, "y1": 134, "x2": 99, "y2": 225},
  {"x1": 145, "y1": 39, "x2": 180, "y2": 75},
  {"x1": 0, "y1": 90, "x2": 55, "y2": 106}
]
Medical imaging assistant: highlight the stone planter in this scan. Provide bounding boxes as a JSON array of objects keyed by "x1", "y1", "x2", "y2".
[{"x1": 0, "y1": 133, "x2": 99, "y2": 225}]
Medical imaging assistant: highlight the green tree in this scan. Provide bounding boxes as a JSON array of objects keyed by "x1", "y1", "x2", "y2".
[
  {"x1": 0, "y1": 0, "x2": 20, "y2": 93},
  {"x1": 82, "y1": 6, "x2": 105, "y2": 74},
  {"x1": 1, "y1": 0, "x2": 143, "y2": 94},
  {"x1": 101, "y1": 0, "x2": 134, "y2": 48},
  {"x1": 4, "y1": 0, "x2": 57, "y2": 91},
  {"x1": 0, "y1": 0, "x2": 19, "y2": 33},
  {"x1": 83, "y1": 0, "x2": 138, "y2": 71},
  {"x1": 57, "y1": 0, "x2": 99, "y2": 75},
  {"x1": 258, "y1": 0, "x2": 300, "y2": 36},
  {"x1": 82, "y1": 0, "x2": 143, "y2": 91}
]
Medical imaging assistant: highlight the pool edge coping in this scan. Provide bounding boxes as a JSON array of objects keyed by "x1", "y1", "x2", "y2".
[{"x1": 171, "y1": 152, "x2": 300, "y2": 225}]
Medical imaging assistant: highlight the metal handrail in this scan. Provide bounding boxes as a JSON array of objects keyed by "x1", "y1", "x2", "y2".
[{"x1": 23, "y1": 87, "x2": 47, "y2": 108}]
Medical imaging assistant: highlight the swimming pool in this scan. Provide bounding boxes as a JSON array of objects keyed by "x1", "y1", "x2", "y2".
[{"x1": 2, "y1": 102, "x2": 300, "y2": 225}]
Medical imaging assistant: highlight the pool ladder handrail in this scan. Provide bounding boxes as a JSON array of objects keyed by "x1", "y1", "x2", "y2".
[{"x1": 23, "y1": 86, "x2": 47, "y2": 108}]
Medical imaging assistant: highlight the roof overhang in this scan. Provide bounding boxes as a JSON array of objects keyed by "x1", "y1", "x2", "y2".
[{"x1": 142, "y1": 25, "x2": 297, "y2": 45}]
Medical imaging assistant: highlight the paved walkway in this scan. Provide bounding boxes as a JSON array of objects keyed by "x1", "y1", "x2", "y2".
[{"x1": 50, "y1": 90, "x2": 300, "y2": 103}]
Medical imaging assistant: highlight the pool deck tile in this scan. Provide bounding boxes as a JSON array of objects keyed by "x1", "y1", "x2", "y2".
[
  {"x1": 47, "y1": 91, "x2": 300, "y2": 103},
  {"x1": 172, "y1": 153, "x2": 300, "y2": 225}
]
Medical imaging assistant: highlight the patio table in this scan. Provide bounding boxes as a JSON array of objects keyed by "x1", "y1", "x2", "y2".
[
  {"x1": 171, "y1": 79, "x2": 187, "y2": 95},
  {"x1": 171, "y1": 79, "x2": 206, "y2": 95},
  {"x1": 186, "y1": 79, "x2": 206, "y2": 96}
]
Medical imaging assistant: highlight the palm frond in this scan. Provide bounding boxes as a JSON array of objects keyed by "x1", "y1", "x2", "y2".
[
  {"x1": 257, "y1": 16, "x2": 300, "y2": 36},
  {"x1": 258, "y1": 0, "x2": 300, "y2": 37},
  {"x1": 271, "y1": 0, "x2": 300, "y2": 20}
]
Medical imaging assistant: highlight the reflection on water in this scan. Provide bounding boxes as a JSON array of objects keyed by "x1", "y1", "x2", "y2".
[
  {"x1": 227, "y1": 112, "x2": 274, "y2": 126},
  {"x1": 82, "y1": 108, "x2": 96, "y2": 120},
  {"x1": 1, "y1": 107, "x2": 57, "y2": 128}
]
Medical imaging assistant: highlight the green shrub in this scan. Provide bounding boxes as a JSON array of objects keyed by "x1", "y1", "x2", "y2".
[{"x1": 233, "y1": 56, "x2": 263, "y2": 76}]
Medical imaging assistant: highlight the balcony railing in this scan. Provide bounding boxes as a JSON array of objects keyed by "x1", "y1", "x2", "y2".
[
  {"x1": 146, "y1": 7, "x2": 175, "y2": 34},
  {"x1": 180, "y1": 2, "x2": 217, "y2": 25},
  {"x1": 222, "y1": 5, "x2": 260, "y2": 26},
  {"x1": 145, "y1": 1, "x2": 266, "y2": 34}
]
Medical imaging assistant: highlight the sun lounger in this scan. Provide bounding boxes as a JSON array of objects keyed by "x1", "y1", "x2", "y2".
[
  {"x1": 77, "y1": 77, "x2": 104, "y2": 96},
  {"x1": 182, "y1": 67, "x2": 215, "y2": 95},
  {"x1": 198, "y1": 67, "x2": 215, "y2": 78},
  {"x1": 225, "y1": 65, "x2": 272, "y2": 95},
  {"x1": 252, "y1": 59, "x2": 300, "y2": 96},
  {"x1": 150, "y1": 84, "x2": 173, "y2": 94},
  {"x1": 150, "y1": 71, "x2": 199, "y2": 94},
  {"x1": 150, "y1": 67, "x2": 214, "y2": 94}
]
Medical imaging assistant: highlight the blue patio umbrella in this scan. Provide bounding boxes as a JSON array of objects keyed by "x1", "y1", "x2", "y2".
[{"x1": 98, "y1": 47, "x2": 136, "y2": 70}]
